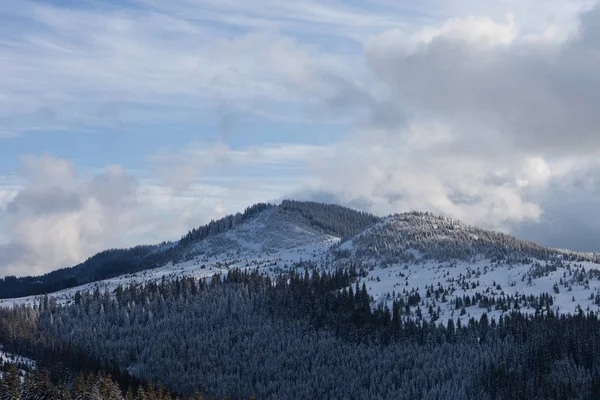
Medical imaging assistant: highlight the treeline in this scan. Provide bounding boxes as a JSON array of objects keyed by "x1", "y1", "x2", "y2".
[
  {"x1": 279, "y1": 200, "x2": 380, "y2": 239},
  {"x1": 2, "y1": 267, "x2": 600, "y2": 399},
  {"x1": 179, "y1": 203, "x2": 272, "y2": 246},
  {"x1": 0, "y1": 244, "x2": 171, "y2": 300}
]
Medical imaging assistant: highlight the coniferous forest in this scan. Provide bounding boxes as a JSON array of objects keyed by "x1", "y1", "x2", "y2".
[{"x1": 2, "y1": 266, "x2": 600, "y2": 399}]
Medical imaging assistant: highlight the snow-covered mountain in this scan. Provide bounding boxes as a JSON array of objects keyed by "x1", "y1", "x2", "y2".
[
  {"x1": 0, "y1": 200, "x2": 375, "y2": 303},
  {"x1": 3, "y1": 201, "x2": 600, "y2": 327},
  {"x1": 334, "y1": 211, "x2": 600, "y2": 324},
  {"x1": 184, "y1": 204, "x2": 339, "y2": 257},
  {"x1": 338, "y1": 211, "x2": 597, "y2": 264}
]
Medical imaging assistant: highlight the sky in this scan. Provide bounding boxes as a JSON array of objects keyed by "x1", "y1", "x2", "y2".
[{"x1": 1, "y1": 0, "x2": 600, "y2": 277}]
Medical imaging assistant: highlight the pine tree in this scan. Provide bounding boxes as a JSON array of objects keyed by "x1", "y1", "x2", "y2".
[
  {"x1": 72, "y1": 372, "x2": 88, "y2": 400},
  {"x1": 136, "y1": 386, "x2": 147, "y2": 400},
  {"x1": 126, "y1": 387, "x2": 135, "y2": 400},
  {"x1": 58, "y1": 383, "x2": 72, "y2": 400},
  {"x1": 0, "y1": 365, "x2": 21, "y2": 400},
  {"x1": 146, "y1": 383, "x2": 157, "y2": 400},
  {"x1": 21, "y1": 372, "x2": 37, "y2": 400}
]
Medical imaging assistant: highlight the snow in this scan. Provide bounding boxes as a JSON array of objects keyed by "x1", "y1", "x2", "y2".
[
  {"x1": 359, "y1": 258, "x2": 600, "y2": 326},
  {"x1": 5, "y1": 245, "x2": 600, "y2": 330},
  {"x1": 0, "y1": 233, "x2": 339, "y2": 308},
  {"x1": 0, "y1": 346, "x2": 35, "y2": 381}
]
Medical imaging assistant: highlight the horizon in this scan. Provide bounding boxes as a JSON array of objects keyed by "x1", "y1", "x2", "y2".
[{"x1": 3, "y1": 0, "x2": 600, "y2": 277}]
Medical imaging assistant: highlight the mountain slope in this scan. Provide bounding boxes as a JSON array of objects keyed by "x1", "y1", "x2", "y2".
[
  {"x1": 0, "y1": 200, "x2": 378, "y2": 299},
  {"x1": 331, "y1": 212, "x2": 600, "y2": 324},
  {"x1": 3, "y1": 201, "x2": 600, "y2": 327},
  {"x1": 337, "y1": 211, "x2": 599, "y2": 264}
]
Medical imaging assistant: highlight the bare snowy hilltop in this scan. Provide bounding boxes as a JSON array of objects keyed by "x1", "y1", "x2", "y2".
[{"x1": 2, "y1": 200, "x2": 600, "y2": 325}]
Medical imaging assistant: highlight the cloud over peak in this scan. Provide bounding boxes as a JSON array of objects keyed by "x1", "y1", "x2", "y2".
[{"x1": 365, "y1": 5, "x2": 600, "y2": 156}]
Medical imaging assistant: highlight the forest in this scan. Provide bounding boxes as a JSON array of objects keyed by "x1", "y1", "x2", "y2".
[{"x1": 2, "y1": 266, "x2": 600, "y2": 399}]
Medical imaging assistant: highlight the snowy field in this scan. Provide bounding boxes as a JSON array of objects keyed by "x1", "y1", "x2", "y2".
[
  {"x1": 4, "y1": 244, "x2": 600, "y2": 328},
  {"x1": 357, "y1": 258, "x2": 600, "y2": 325}
]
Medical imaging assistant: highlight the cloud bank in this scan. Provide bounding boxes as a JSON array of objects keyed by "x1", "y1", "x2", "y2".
[{"x1": 0, "y1": 156, "x2": 140, "y2": 276}]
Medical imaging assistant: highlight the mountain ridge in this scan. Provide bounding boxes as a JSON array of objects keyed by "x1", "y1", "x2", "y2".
[
  {"x1": 0, "y1": 200, "x2": 378, "y2": 298},
  {"x1": 337, "y1": 211, "x2": 599, "y2": 264},
  {"x1": 1, "y1": 200, "x2": 599, "y2": 308}
]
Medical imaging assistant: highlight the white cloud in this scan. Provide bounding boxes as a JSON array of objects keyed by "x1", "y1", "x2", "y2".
[
  {"x1": 299, "y1": 126, "x2": 543, "y2": 230},
  {"x1": 516, "y1": 157, "x2": 552, "y2": 188},
  {"x1": 153, "y1": 141, "x2": 325, "y2": 192},
  {"x1": 411, "y1": 14, "x2": 518, "y2": 49},
  {"x1": 0, "y1": 148, "x2": 318, "y2": 277},
  {"x1": 0, "y1": 156, "x2": 142, "y2": 276},
  {"x1": 19, "y1": 155, "x2": 78, "y2": 189},
  {"x1": 0, "y1": 1, "x2": 360, "y2": 133},
  {"x1": 296, "y1": 4, "x2": 600, "y2": 244},
  {"x1": 0, "y1": 190, "x2": 17, "y2": 214},
  {"x1": 0, "y1": 130, "x2": 19, "y2": 139},
  {"x1": 3, "y1": 0, "x2": 587, "y2": 133}
]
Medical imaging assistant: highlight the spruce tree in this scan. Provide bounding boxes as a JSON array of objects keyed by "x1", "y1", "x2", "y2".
[{"x1": 0, "y1": 365, "x2": 21, "y2": 400}]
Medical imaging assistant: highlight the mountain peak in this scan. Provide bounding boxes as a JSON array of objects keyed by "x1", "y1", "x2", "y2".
[{"x1": 340, "y1": 210, "x2": 598, "y2": 265}]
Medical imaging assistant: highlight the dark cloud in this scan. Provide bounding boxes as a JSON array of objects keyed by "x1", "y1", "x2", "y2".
[
  {"x1": 0, "y1": 243, "x2": 26, "y2": 269},
  {"x1": 512, "y1": 184, "x2": 600, "y2": 252},
  {"x1": 316, "y1": 70, "x2": 407, "y2": 130},
  {"x1": 365, "y1": 5, "x2": 600, "y2": 155}
]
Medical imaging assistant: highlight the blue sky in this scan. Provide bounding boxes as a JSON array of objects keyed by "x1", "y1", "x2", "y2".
[{"x1": 2, "y1": 0, "x2": 600, "y2": 276}]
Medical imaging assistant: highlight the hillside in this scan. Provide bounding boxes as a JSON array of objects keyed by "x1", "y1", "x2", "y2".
[
  {"x1": 0, "y1": 200, "x2": 378, "y2": 299},
  {"x1": 337, "y1": 211, "x2": 599, "y2": 264},
  {"x1": 3, "y1": 201, "x2": 600, "y2": 328},
  {"x1": 4, "y1": 268, "x2": 600, "y2": 399}
]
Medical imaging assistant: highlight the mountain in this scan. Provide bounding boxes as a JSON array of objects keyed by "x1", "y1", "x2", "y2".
[
  {"x1": 2, "y1": 200, "x2": 600, "y2": 326},
  {"x1": 331, "y1": 211, "x2": 600, "y2": 324},
  {"x1": 337, "y1": 211, "x2": 599, "y2": 264},
  {"x1": 0, "y1": 200, "x2": 378, "y2": 299}
]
